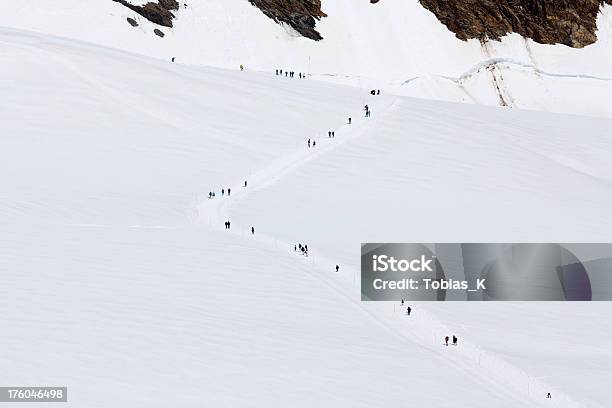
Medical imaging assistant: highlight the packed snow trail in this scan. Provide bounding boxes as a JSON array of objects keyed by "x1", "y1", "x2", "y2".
[{"x1": 197, "y1": 95, "x2": 580, "y2": 407}]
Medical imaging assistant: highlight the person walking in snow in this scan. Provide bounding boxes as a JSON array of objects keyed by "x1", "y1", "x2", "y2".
[
  {"x1": 445, "y1": 336, "x2": 449, "y2": 346},
  {"x1": 452, "y1": 335, "x2": 457, "y2": 346}
]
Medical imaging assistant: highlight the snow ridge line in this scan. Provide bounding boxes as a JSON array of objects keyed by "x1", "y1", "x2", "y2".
[{"x1": 196, "y1": 94, "x2": 582, "y2": 407}]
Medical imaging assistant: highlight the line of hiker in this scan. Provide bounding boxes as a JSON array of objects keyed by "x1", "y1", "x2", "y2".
[
  {"x1": 276, "y1": 69, "x2": 306, "y2": 79},
  {"x1": 444, "y1": 335, "x2": 458, "y2": 347},
  {"x1": 295, "y1": 243, "x2": 309, "y2": 256}
]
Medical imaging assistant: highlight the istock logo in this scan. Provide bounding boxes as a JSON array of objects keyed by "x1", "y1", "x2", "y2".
[{"x1": 372, "y1": 254, "x2": 434, "y2": 272}]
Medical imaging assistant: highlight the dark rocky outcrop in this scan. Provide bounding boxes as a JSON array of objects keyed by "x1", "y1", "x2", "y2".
[
  {"x1": 112, "y1": 0, "x2": 177, "y2": 27},
  {"x1": 248, "y1": 0, "x2": 327, "y2": 41},
  {"x1": 417, "y1": 0, "x2": 612, "y2": 48}
]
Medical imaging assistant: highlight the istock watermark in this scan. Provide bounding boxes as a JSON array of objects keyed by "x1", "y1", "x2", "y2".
[{"x1": 361, "y1": 243, "x2": 612, "y2": 301}]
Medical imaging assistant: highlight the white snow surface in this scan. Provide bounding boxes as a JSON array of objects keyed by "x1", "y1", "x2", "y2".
[
  {"x1": 1, "y1": 0, "x2": 612, "y2": 116},
  {"x1": 2, "y1": 26, "x2": 612, "y2": 407}
]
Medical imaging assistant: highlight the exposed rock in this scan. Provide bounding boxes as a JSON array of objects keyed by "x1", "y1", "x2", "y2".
[
  {"x1": 112, "y1": 0, "x2": 176, "y2": 28},
  {"x1": 154, "y1": 28, "x2": 165, "y2": 37},
  {"x1": 417, "y1": 0, "x2": 612, "y2": 48},
  {"x1": 126, "y1": 17, "x2": 138, "y2": 27},
  {"x1": 248, "y1": 0, "x2": 327, "y2": 41}
]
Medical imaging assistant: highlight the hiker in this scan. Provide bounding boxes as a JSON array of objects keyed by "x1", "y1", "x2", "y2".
[
  {"x1": 452, "y1": 335, "x2": 458, "y2": 346},
  {"x1": 251, "y1": 226, "x2": 255, "y2": 235},
  {"x1": 407, "y1": 306, "x2": 411, "y2": 316},
  {"x1": 445, "y1": 336, "x2": 449, "y2": 346},
  {"x1": 335, "y1": 265, "x2": 339, "y2": 272}
]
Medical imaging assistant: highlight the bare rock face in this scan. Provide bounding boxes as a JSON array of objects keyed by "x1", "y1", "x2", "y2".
[
  {"x1": 248, "y1": 0, "x2": 327, "y2": 41},
  {"x1": 417, "y1": 0, "x2": 612, "y2": 48},
  {"x1": 112, "y1": 0, "x2": 177, "y2": 28}
]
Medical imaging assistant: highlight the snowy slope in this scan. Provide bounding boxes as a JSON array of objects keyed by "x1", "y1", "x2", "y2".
[
  {"x1": 2, "y1": 27, "x2": 612, "y2": 407},
  {"x1": 1, "y1": 0, "x2": 612, "y2": 116}
]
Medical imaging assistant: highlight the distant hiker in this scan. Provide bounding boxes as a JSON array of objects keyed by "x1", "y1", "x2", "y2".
[
  {"x1": 407, "y1": 306, "x2": 411, "y2": 316},
  {"x1": 228, "y1": 188, "x2": 231, "y2": 196},
  {"x1": 452, "y1": 335, "x2": 458, "y2": 346},
  {"x1": 335, "y1": 265, "x2": 339, "y2": 272},
  {"x1": 251, "y1": 226, "x2": 255, "y2": 235},
  {"x1": 240, "y1": 64, "x2": 244, "y2": 71},
  {"x1": 445, "y1": 336, "x2": 449, "y2": 346},
  {"x1": 348, "y1": 117, "x2": 352, "y2": 124},
  {"x1": 172, "y1": 57, "x2": 175, "y2": 62}
]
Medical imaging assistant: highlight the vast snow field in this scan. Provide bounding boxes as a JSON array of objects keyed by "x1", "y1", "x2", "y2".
[
  {"x1": 2, "y1": 21, "x2": 612, "y2": 408},
  {"x1": 1, "y1": 0, "x2": 611, "y2": 116}
]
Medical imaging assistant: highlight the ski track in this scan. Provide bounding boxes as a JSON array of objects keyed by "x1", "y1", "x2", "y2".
[{"x1": 196, "y1": 95, "x2": 582, "y2": 407}]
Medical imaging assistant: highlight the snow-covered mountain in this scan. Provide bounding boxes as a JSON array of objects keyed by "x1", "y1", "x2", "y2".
[
  {"x1": 2, "y1": 0, "x2": 612, "y2": 116},
  {"x1": 2, "y1": 2, "x2": 612, "y2": 407},
  {"x1": 2, "y1": 24, "x2": 612, "y2": 407}
]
